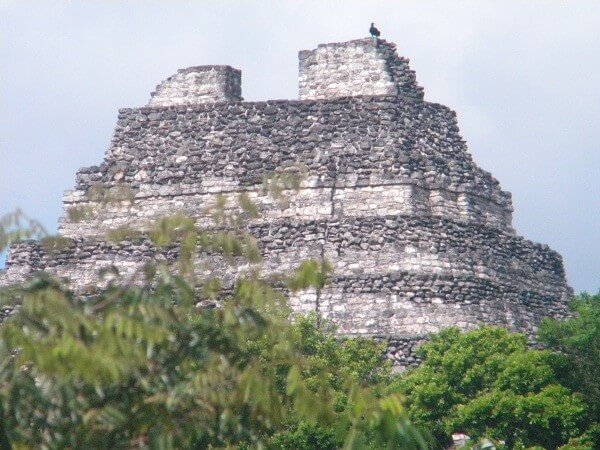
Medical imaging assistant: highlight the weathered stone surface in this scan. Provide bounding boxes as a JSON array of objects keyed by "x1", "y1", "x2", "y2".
[
  {"x1": 0, "y1": 38, "x2": 572, "y2": 367},
  {"x1": 149, "y1": 65, "x2": 242, "y2": 106},
  {"x1": 299, "y1": 39, "x2": 424, "y2": 101}
]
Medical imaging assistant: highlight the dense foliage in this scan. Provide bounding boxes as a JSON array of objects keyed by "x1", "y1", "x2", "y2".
[
  {"x1": 392, "y1": 327, "x2": 589, "y2": 450},
  {"x1": 1, "y1": 203, "x2": 599, "y2": 450},
  {"x1": 0, "y1": 210, "x2": 427, "y2": 449},
  {"x1": 539, "y1": 293, "x2": 600, "y2": 415},
  {"x1": 539, "y1": 293, "x2": 600, "y2": 449},
  {"x1": 253, "y1": 315, "x2": 402, "y2": 449}
]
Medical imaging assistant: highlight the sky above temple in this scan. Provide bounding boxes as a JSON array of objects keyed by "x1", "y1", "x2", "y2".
[{"x1": 1, "y1": 1, "x2": 599, "y2": 293}]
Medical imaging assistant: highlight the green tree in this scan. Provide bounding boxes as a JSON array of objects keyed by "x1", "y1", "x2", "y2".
[
  {"x1": 539, "y1": 293, "x2": 600, "y2": 416},
  {"x1": 392, "y1": 327, "x2": 588, "y2": 450},
  {"x1": 0, "y1": 211, "x2": 428, "y2": 449},
  {"x1": 539, "y1": 293, "x2": 600, "y2": 449},
  {"x1": 250, "y1": 315, "x2": 421, "y2": 449},
  {"x1": 557, "y1": 423, "x2": 600, "y2": 450}
]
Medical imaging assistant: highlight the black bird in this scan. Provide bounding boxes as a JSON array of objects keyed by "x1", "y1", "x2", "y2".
[{"x1": 369, "y1": 22, "x2": 381, "y2": 38}]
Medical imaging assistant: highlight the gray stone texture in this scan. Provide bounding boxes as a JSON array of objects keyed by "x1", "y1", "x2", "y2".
[
  {"x1": 149, "y1": 65, "x2": 242, "y2": 106},
  {"x1": 299, "y1": 39, "x2": 423, "y2": 101},
  {"x1": 0, "y1": 38, "x2": 572, "y2": 366}
]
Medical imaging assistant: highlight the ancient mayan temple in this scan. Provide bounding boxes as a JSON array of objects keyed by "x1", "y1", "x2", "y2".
[{"x1": 1, "y1": 38, "x2": 572, "y2": 365}]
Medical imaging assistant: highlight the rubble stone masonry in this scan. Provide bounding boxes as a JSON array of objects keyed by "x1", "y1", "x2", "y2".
[{"x1": 1, "y1": 38, "x2": 572, "y2": 367}]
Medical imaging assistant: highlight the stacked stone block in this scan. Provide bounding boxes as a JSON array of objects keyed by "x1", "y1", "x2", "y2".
[
  {"x1": 0, "y1": 38, "x2": 572, "y2": 367},
  {"x1": 149, "y1": 65, "x2": 242, "y2": 106},
  {"x1": 299, "y1": 39, "x2": 423, "y2": 101}
]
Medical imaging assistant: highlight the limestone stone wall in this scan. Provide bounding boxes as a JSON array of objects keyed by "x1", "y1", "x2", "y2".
[
  {"x1": 0, "y1": 38, "x2": 572, "y2": 367},
  {"x1": 57, "y1": 183, "x2": 513, "y2": 240},
  {"x1": 57, "y1": 95, "x2": 514, "y2": 239},
  {"x1": 299, "y1": 39, "x2": 423, "y2": 101},
  {"x1": 3, "y1": 213, "x2": 571, "y2": 347},
  {"x1": 149, "y1": 65, "x2": 242, "y2": 106}
]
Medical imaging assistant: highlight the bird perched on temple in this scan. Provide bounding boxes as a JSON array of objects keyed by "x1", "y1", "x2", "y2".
[{"x1": 369, "y1": 23, "x2": 381, "y2": 38}]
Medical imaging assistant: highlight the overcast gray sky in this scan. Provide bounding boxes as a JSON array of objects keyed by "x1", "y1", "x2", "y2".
[{"x1": 1, "y1": 1, "x2": 599, "y2": 293}]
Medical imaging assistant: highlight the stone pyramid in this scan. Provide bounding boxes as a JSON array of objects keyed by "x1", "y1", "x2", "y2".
[{"x1": 1, "y1": 38, "x2": 572, "y2": 365}]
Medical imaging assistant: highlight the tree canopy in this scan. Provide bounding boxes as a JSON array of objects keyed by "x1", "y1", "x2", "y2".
[
  {"x1": 539, "y1": 293, "x2": 600, "y2": 449},
  {"x1": 1, "y1": 202, "x2": 600, "y2": 450},
  {"x1": 0, "y1": 209, "x2": 428, "y2": 449},
  {"x1": 392, "y1": 327, "x2": 590, "y2": 450}
]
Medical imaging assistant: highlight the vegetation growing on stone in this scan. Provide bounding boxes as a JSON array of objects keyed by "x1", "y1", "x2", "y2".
[{"x1": 0, "y1": 209, "x2": 46, "y2": 250}]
